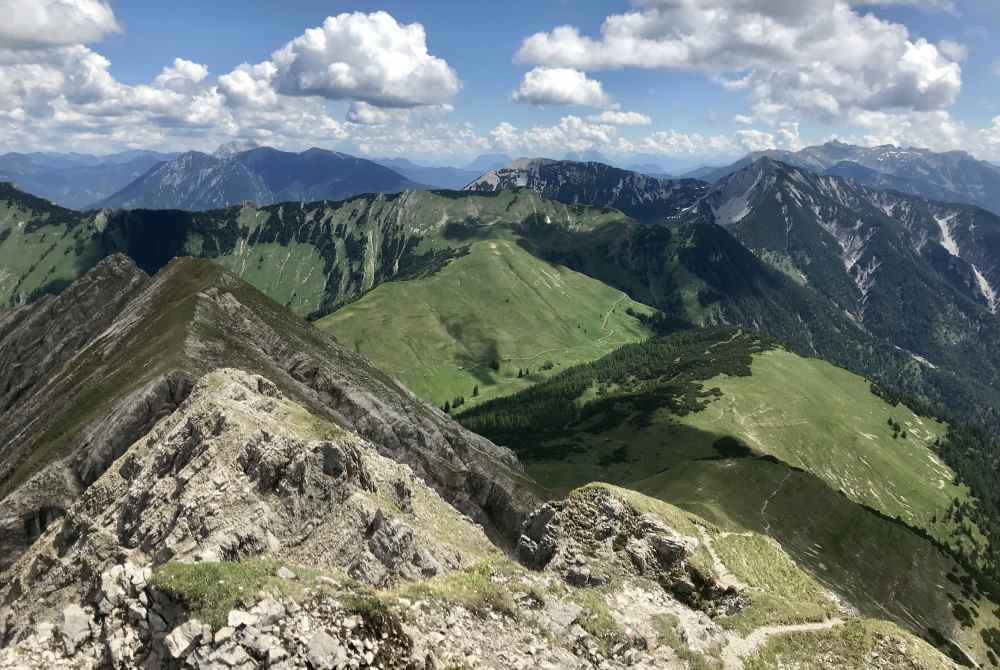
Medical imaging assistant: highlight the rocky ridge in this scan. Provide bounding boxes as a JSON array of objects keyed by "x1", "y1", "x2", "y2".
[
  {"x1": 682, "y1": 158, "x2": 1000, "y2": 397},
  {"x1": 0, "y1": 426, "x2": 957, "y2": 670},
  {"x1": 464, "y1": 158, "x2": 708, "y2": 223},
  {"x1": 0, "y1": 256, "x2": 538, "y2": 581},
  {"x1": 0, "y1": 362, "x2": 961, "y2": 669},
  {"x1": 700, "y1": 141, "x2": 1000, "y2": 217}
]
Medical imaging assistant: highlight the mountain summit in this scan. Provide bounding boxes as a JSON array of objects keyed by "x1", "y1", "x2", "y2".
[
  {"x1": 213, "y1": 140, "x2": 261, "y2": 158},
  {"x1": 99, "y1": 147, "x2": 423, "y2": 211}
]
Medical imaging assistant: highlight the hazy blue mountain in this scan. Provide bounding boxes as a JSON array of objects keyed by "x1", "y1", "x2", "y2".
[
  {"x1": 373, "y1": 157, "x2": 480, "y2": 189},
  {"x1": 0, "y1": 151, "x2": 179, "y2": 208},
  {"x1": 625, "y1": 162, "x2": 671, "y2": 177},
  {"x1": 99, "y1": 146, "x2": 422, "y2": 210}
]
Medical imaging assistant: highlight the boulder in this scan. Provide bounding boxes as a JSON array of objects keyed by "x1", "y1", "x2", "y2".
[
  {"x1": 58, "y1": 604, "x2": 93, "y2": 655},
  {"x1": 164, "y1": 619, "x2": 208, "y2": 659},
  {"x1": 306, "y1": 630, "x2": 347, "y2": 670}
]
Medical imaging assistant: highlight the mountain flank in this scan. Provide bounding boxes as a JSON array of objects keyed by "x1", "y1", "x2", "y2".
[
  {"x1": 0, "y1": 255, "x2": 537, "y2": 579},
  {"x1": 99, "y1": 147, "x2": 423, "y2": 211},
  {"x1": 460, "y1": 327, "x2": 999, "y2": 666},
  {"x1": 464, "y1": 158, "x2": 709, "y2": 223}
]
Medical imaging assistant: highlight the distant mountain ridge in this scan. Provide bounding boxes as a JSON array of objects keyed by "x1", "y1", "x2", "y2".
[
  {"x1": 458, "y1": 155, "x2": 1000, "y2": 431},
  {"x1": 464, "y1": 157, "x2": 709, "y2": 222},
  {"x1": 669, "y1": 157, "x2": 1000, "y2": 434},
  {"x1": 99, "y1": 146, "x2": 424, "y2": 210},
  {"x1": 0, "y1": 150, "x2": 178, "y2": 209},
  {"x1": 701, "y1": 141, "x2": 1000, "y2": 216},
  {"x1": 372, "y1": 157, "x2": 480, "y2": 190}
]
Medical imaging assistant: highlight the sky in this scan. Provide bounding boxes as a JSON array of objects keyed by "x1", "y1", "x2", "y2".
[{"x1": 1, "y1": 0, "x2": 999, "y2": 168}]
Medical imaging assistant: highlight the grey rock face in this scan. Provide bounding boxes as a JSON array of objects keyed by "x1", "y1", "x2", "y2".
[
  {"x1": 0, "y1": 254, "x2": 150, "y2": 575},
  {"x1": 0, "y1": 254, "x2": 148, "y2": 459},
  {"x1": 516, "y1": 487, "x2": 749, "y2": 617},
  {"x1": 164, "y1": 620, "x2": 208, "y2": 659},
  {"x1": 465, "y1": 158, "x2": 708, "y2": 223},
  {"x1": 0, "y1": 368, "x2": 503, "y2": 640},
  {"x1": 58, "y1": 604, "x2": 93, "y2": 655},
  {"x1": 515, "y1": 503, "x2": 561, "y2": 569},
  {"x1": 306, "y1": 630, "x2": 345, "y2": 670}
]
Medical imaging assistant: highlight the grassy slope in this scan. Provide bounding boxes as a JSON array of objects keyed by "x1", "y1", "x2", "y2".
[
  {"x1": 318, "y1": 239, "x2": 655, "y2": 406},
  {"x1": 682, "y1": 349, "x2": 959, "y2": 540},
  {"x1": 0, "y1": 186, "x2": 632, "y2": 315},
  {"x1": 503, "y1": 346, "x2": 966, "y2": 546},
  {"x1": 460, "y1": 331, "x2": 997, "y2": 665},
  {"x1": 745, "y1": 619, "x2": 960, "y2": 670},
  {"x1": 0, "y1": 195, "x2": 100, "y2": 306},
  {"x1": 638, "y1": 458, "x2": 997, "y2": 665},
  {"x1": 605, "y1": 484, "x2": 841, "y2": 634},
  {"x1": 196, "y1": 190, "x2": 630, "y2": 319}
]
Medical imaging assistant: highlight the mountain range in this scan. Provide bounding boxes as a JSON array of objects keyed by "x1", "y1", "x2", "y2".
[
  {"x1": 3, "y1": 151, "x2": 999, "y2": 425},
  {"x1": 463, "y1": 153, "x2": 514, "y2": 174},
  {"x1": 5, "y1": 139, "x2": 996, "y2": 221},
  {"x1": 0, "y1": 234, "x2": 982, "y2": 670},
  {"x1": 700, "y1": 141, "x2": 1000, "y2": 216},
  {"x1": 4, "y1": 140, "x2": 1000, "y2": 668},
  {"x1": 0, "y1": 150, "x2": 178, "y2": 209}
]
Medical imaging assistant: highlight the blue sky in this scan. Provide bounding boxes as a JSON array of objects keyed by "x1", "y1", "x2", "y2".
[{"x1": 1, "y1": 0, "x2": 999, "y2": 167}]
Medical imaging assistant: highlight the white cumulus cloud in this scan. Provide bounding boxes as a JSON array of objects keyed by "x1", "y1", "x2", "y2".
[
  {"x1": 639, "y1": 130, "x2": 737, "y2": 157},
  {"x1": 515, "y1": 0, "x2": 962, "y2": 124},
  {"x1": 0, "y1": 0, "x2": 119, "y2": 49},
  {"x1": 936, "y1": 40, "x2": 968, "y2": 62},
  {"x1": 980, "y1": 117, "x2": 1000, "y2": 160},
  {"x1": 261, "y1": 11, "x2": 460, "y2": 108},
  {"x1": 489, "y1": 115, "x2": 629, "y2": 155},
  {"x1": 512, "y1": 67, "x2": 613, "y2": 108},
  {"x1": 736, "y1": 122, "x2": 804, "y2": 153}
]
